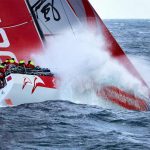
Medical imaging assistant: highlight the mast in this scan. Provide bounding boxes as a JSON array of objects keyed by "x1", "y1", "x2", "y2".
[{"x1": 26, "y1": 0, "x2": 45, "y2": 41}]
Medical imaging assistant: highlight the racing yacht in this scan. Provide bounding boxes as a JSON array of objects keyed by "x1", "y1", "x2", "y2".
[
  {"x1": 0, "y1": 65, "x2": 58, "y2": 107},
  {"x1": 0, "y1": 0, "x2": 149, "y2": 110}
]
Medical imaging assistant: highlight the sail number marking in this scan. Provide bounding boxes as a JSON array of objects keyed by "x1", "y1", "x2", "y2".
[{"x1": 31, "y1": 0, "x2": 61, "y2": 22}]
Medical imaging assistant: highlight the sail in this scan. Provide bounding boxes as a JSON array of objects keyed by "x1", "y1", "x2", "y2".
[
  {"x1": 0, "y1": 0, "x2": 43, "y2": 62},
  {"x1": 0, "y1": 0, "x2": 148, "y2": 88},
  {"x1": 27, "y1": 0, "x2": 80, "y2": 36},
  {"x1": 84, "y1": 1, "x2": 149, "y2": 86},
  {"x1": 67, "y1": 0, "x2": 149, "y2": 87},
  {"x1": 26, "y1": 0, "x2": 148, "y2": 87}
]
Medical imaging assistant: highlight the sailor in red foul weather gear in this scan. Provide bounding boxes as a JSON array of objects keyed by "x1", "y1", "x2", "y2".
[
  {"x1": 26, "y1": 60, "x2": 35, "y2": 69},
  {"x1": 19, "y1": 60, "x2": 26, "y2": 67},
  {"x1": 7, "y1": 58, "x2": 18, "y2": 69},
  {"x1": 0, "y1": 64, "x2": 6, "y2": 76},
  {"x1": 9, "y1": 58, "x2": 18, "y2": 65},
  {"x1": 0, "y1": 64, "x2": 6, "y2": 88},
  {"x1": 5, "y1": 59, "x2": 9, "y2": 65}
]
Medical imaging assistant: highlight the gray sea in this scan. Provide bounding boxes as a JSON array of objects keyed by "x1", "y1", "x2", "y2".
[{"x1": 0, "y1": 20, "x2": 150, "y2": 150}]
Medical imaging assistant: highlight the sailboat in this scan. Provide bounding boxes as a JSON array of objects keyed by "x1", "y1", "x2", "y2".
[{"x1": 0, "y1": 0, "x2": 149, "y2": 110}]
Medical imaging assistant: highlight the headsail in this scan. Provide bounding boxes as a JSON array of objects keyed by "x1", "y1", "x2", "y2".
[{"x1": 84, "y1": 1, "x2": 148, "y2": 87}]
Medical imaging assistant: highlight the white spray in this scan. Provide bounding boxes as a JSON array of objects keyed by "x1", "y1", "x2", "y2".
[{"x1": 33, "y1": 27, "x2": 149, "y2": 108}]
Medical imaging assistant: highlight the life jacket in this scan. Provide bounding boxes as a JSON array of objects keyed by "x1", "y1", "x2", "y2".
[
  {"x1": 9, "y1": 58, "x2": 18, "y2": 66},
  {"x1": 9, "y1": 59, "x2": 15, "y2": 64},
  {"x1": 0, "y1": 65, "x2": 5, "y2": 72},
  {"x1": 19, "y1": 60, "x2": 25, "y2": 66}
]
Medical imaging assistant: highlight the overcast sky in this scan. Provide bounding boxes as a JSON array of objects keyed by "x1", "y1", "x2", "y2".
[{"x1": 89, "y1": 0, "x2": 150, "y2": 19}]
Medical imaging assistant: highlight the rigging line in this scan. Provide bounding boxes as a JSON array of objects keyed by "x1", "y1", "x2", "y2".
[
  {"x1": 2, "y1": 21, "x2": 31, "y2": 29},
  {"x1": 66, "y1": 0, "x2": 77, "y2": 17},
  {"x1": 60, "y1": 0, "x2": 76, "y2": 37}
]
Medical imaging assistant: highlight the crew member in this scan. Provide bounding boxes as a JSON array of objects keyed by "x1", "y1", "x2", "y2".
[
  {"x1": 19, "y1": 60, "x2": 26, "y2": 67},
  {"x1": 9, "y1": 58, "x2": 18, "y2": 65},
  {"x1": 7, "y1": 58, "x2": 18, "y2": 69},
  {"x1": 0, "y1": 64, "x2": 5, "y2": 75},
  {"x1": 5, "y1": 59, "x2": 9, "y2": 65},
  {"x1": 3, "y1": 59, "x2": 10, "y2": 69},
  {"x1": 26, "y1": 60, "x2": 35, "y2": 69},
  {"x1": 0, "y1": 64, "x2": 6, "y2": 88}
]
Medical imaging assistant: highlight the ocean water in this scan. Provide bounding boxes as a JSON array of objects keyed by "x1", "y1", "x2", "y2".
[{"x1": 0, "y1": 20, "x2": 150, "y2": 150}]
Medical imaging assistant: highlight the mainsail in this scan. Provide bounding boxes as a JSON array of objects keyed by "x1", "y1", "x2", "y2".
[{"x1": 0, "y1": 0, "x2": 43, "y2": 62}]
